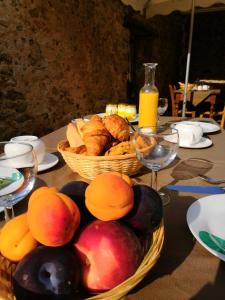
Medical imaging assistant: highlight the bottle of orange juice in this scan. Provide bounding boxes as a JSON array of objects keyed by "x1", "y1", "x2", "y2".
[{"x1": 138, "y1": 63, "x2": 159, "y2": 127}]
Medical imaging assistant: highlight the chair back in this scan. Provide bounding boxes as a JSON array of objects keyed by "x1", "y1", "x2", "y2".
[
  {"x1": 169, "y1": 84, "x2": 182, "y2": 117},
  {"x1": 221, "y1": 105, "x2": 225, "y2": 128},
  {"x1": 200, "y1": 104, "x2": 225, "y2": 128},
  {"x1": 169, "y1": 84, "x2": 196, "y2": 118}
]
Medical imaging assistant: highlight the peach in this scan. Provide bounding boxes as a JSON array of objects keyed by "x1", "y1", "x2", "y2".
[
  {"x1": 0, "y1": 213, "x2": 38, "y2": 262},
  {"x1": 109, "y1": 171, "x2": 133, "y2": 186},
  {"x1": 85, "y1": 173, "x2": 134, "y2": 221},
  {"x1": 27, "y1": 187, "x2": 80, "y2": 247},
  {"x1": 74, "y1": 220, "x2": 142, "y2": 293}
]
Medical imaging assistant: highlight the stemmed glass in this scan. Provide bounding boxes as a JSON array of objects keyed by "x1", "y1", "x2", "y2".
[
  {"x1": 134, "y1": 125, "x2": 179, "y2": 206},
  {"x1": 0, "y1": 141, "x2": 37, "y2": 222},
  {"x1": 158, "y1": 98, "x2": 168, "y2": 119}
]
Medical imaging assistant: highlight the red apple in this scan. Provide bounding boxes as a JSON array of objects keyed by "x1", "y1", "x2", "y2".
[{"x1": 74, "y1": 220, "x2": 141, "y2": 293}]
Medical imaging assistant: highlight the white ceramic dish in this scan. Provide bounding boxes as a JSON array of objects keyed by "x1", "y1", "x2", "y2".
[
  {"x1": 0, "y1": 167, "x2": 25, "y2": 214},
  {"x1": 38, "y1": 153, "x2": 59, "y2": 172},
  {"x1": 187, "y1": 194, "x2": 225, "y2": 261},
  {"x1": 171, "y1": 121, "x2": 220, "y2": 134},
  {"x1": 10, "y1": 135, "x2": 46, "y2": 164},
  {"x1": 179, "y1": 137, "x2": 212, "y2": 149},
  {"x1": 0, "y1": 167, "x2": 24, "y2": 197},
  {"x1": 84, "y1": 113, "x2": 139, "y2": 123}
]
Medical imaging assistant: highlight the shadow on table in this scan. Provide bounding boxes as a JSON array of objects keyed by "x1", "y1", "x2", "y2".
[
  {"x1": 190, "y1": 261, "x2": 225, "y2": 299},
  {"x1": 130, "y1": 158, "x2": 214, "y2": 296},
  {"x1": 130, "y1": 191, "x2": 196, "y2": 295},
  {"x1": 170, "y1": 157, "x2": 214, "y2": 183}
]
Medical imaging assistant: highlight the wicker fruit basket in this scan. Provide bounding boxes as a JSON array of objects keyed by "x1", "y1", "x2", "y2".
[
  {"x1": 0, "y1": 222, "x2": 164, "y2": 300},
  {"x1": 57, "y1": 140, "x2": 143, "y2": 180}
]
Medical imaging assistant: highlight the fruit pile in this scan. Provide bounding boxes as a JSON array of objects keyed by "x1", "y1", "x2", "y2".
[{"x1": 0, "y1": 172, "x2": 163, "y2": 299}]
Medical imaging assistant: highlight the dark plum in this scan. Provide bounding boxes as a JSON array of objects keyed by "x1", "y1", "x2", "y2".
[
  {"x1": 60, "y1": 181, "x2": 94, "y2": 226},
  {"x1": 123, "y1": 184, "x2": 163, "y2": 234},
  {"x1": 13, "y1": 246, "x2": 81, "y2": 300},
  {"x1": 60, "y1": 180, "x2": 88, "y2": 198}
]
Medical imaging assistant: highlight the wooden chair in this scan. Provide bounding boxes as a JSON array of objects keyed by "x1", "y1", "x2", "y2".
[
  {"x1": 169, "y1": 84, "x2": 196, "y2": 118},
  {"x1": 200, "y1": 104, "x2": 225, "y2": 128}
]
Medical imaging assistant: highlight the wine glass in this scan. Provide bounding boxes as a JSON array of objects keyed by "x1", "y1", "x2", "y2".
[
  {"x1": 0, "y1": 141, "x2": 38, "y2": 222},
  {"x1": 134, "y1": 125, "x2": 179, "y2": 206},
  {"x1": 158, "y1": 98, "x2": 168, "y2": 116}
]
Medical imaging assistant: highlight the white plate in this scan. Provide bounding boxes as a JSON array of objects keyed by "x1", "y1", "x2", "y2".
[
  {"x1": 38, "y1": 153, "x2": 59, "y2": 172},
  {"x1": 0, "y1": 167, "x2": 24, "y2": 196},
  {"x1": 171, "y1": 121, "x2": 220, "y2": 133},
  {"x1": 187, "y1": 194, "x2": 225, "y2": 261},
  {"x1": 0, "y1": 167, "x2": 25, "y2": 213},
  {"x1": 84, "y1": 113, "x2": 139, "y2": 123},
  {"x1": 179, "y1": 137, "x2": 212, "y2": 149}
]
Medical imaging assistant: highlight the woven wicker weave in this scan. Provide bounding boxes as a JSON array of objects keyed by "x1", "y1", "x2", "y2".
[
  {"x1": 0, "y1": 223, "x2": 164, "y2": 300},
  {"x1": 57, "y1": 140, "x2": 142, "y2": 180},
  {"x1": 0, "y1": 256, "x2": 16, "y2": 300}
]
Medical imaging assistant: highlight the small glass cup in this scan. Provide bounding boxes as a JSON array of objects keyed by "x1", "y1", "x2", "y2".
[
  {"x1": 117, "y1": 103, "x2": 128, "y2": 118},
  {"x1": 158, "y1": 98, "x2": 168, "y2": 116},
  {"x1": 125, "y1": 104, "x2": 137, "y2": 121},
  {"x1": 105, "y1": 104, "x2": 118, "y2": 116}
]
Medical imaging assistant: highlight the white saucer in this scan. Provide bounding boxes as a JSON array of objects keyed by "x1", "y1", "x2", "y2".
[
  {"x1": 171, "y1": 121, "x2": 220, "y2": 133},
  {"x1": 187, "y1": 194, "x2": 225, "y2": 261},
  {"x1": 38, "y1": 153, "x2": 59, "y2": 172},
  {"x1": 179, "y1": 137, "x2": 212, "y2": 149}
]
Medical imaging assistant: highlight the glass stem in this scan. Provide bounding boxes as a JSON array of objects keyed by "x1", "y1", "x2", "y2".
[
  {"x1": 4, "y1": 206, "x2": 15, "y2": 222},
  {"x1": 151, "y1": 170, "x2": 158, "y2": 191}
]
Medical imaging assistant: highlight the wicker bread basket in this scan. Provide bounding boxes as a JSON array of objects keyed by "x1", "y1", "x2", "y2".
[
  {"x1": 0, "y1": 222, "x2": 164, "y2": 300},
  {"x1": 57, "y1": 140, "x2": 143, "y2": 180}
]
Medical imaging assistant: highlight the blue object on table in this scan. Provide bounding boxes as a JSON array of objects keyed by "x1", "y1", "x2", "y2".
[{"x1": 166, "y1": 185, "x2": 225, "y2": 194}]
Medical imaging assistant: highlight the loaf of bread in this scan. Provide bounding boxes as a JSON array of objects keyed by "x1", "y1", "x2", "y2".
[{"x1": 66, "y1": 122, "x2": 84, "y2": 148}]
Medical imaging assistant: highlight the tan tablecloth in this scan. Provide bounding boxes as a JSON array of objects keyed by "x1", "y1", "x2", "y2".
[
  {"x1": 176, "y1": 89, "x2": 220, "y2": 106},
  {"x1": 192, "y1": 89, "x2": 220, "y2": 106},
  {"x1": 2, "y1": 117, "x2": 225, "y2": 300}
]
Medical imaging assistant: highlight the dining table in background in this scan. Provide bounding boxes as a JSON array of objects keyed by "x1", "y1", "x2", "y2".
[
  {"x1": 174, "y1": 88, "x2": 221, "y2": 116},
  {"x1": 1, "y1": 116, "x2": 225, "y2": 300}
]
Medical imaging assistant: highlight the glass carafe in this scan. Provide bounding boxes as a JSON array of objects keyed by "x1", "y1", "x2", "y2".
[{"x1": 138, "y1": 63, "x2": 159, "y2": 127}]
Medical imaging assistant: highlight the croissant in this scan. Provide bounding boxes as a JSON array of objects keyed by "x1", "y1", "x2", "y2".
[
  {"x1": 81, "y1": 116, "x2": 111, "y2": 155},
  {"x1": 102, "y1": 114, "x2": 130, "y2": 141}
]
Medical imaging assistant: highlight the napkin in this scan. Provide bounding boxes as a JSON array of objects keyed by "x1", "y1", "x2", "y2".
[{"x1": 174, "y1": 123, "x2": 203, "y2": 147}]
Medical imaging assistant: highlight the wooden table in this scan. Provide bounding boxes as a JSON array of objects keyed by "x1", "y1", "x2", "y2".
[
  {"x1": 2, "y1": 117, "x2": 225, "y2": 300},
  {"x1": 175, "y1": 89, "x2": 221, "y2": 116}
]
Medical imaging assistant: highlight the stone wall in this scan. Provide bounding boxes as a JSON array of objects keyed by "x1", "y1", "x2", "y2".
[
  {"x1": 0, "y1": 0, "x2": 132, "y2": 140},
  {"x1": 2, "y1": 1, "x2": 224, "y2": 140}
]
